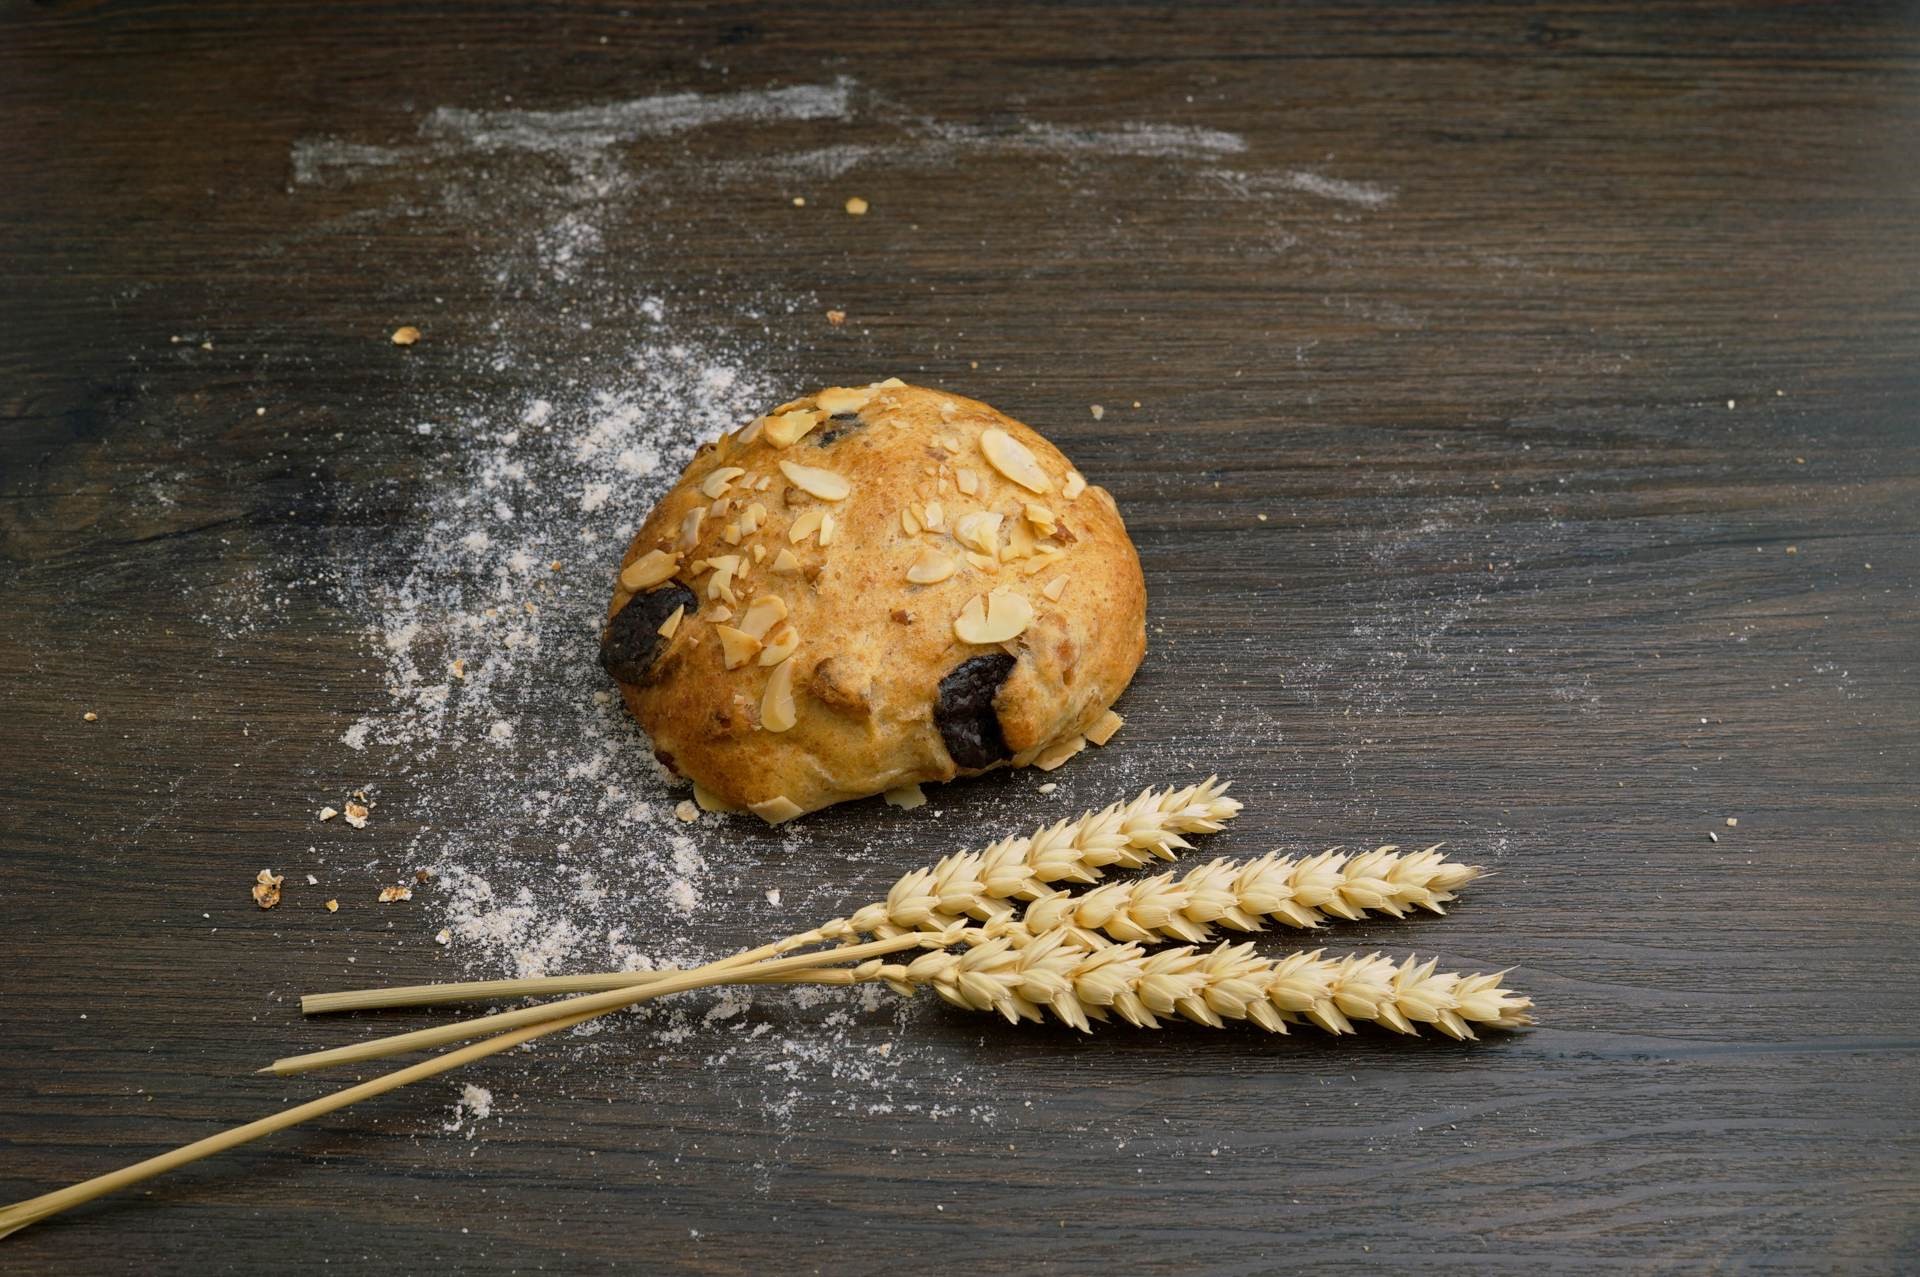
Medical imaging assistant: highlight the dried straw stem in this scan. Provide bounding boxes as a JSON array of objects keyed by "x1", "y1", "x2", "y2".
[
  {"x1": 301, "y1": 779, "x2": 1242, "y2": 1014},
  {"x1": 0, "y1": 1004, "x2": 606, "y2": 1243},
  {"x1": 267, "y1": 932, "x2": 938, "y2": 1077}
]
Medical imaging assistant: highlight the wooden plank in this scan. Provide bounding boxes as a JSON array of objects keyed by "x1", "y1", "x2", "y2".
[{"x1": 1, "y1": 2, "x2": 1916, "y2": 1270}]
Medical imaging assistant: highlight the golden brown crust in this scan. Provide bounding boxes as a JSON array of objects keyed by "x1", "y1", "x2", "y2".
[{"x1": 605, "y1": 381, "x2": 1146, "y2": 821}]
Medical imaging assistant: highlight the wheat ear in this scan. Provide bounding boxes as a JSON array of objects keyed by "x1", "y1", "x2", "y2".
[
  {"x1": 833, "y1": 776, "x2": 1242, "y2": 939},
  {"x1": 301, "y1": 778, "x2": 1242, "y2": 1014},
  {"x1": 1019, "y1": 845, "x2": 1481, "y2": 945},
  {"x1": 874, "y1": 926, "x2": 1533, "y2": 1040}
]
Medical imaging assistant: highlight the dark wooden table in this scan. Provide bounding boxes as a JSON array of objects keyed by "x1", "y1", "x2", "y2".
[{"x1": 4, "y1": 2, "x2": 1918, "y2": 1272}]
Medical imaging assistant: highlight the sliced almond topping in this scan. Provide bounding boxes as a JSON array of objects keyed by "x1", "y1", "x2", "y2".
[
  {"x1": 955, "y1": 468, "x2": 980, "y2": 496},
  {"x1": 883, "y1": 784, "x2": 927, "y2": 810},
  {"x1": 764, "y1": 408, "x2": 824, "y2": 448},
  {"x1": 1033, "y1": 734, "x2": 1087, "y2": 772},
  {"x1": 707, "y1": 605, "x2": 734, "y2": 623},
  {"x1": 938, "y1": 399, "x2": 959, "y2": 421},
  {"x1": 964, "y1": 550, "x2": 999, "y2": 573},
  {"x1": 708, "y1": 562, "x2": 739, "y2": 604},
  {"x1": 755, "y1": 474, "x2": 774, "y2": 491},
  {"x1": 902, "y1": 507, "x2": 921, "y2": 536},
  {"x1": 877, "y1": 376, "x2": 906, "y2": 388},
  {"x1": 788, "y1": 507, "x2": 826, "y2": 543},
  {"x1": 751, "y1": 543, "x2": 767, "y2": 563},
  {"x1": 749, "y1": 794, "x2": 804, "y2": 824},
  {"x1": 815, "y1": 385, "x2": 875, "y2": 416},
  {"x1": 619, "y1": 548, "x2": 679, "y2": 591},
  {"x1": 678, "y1": 507, "x2": 707, "y2": 549},
  {"x1": 1004, "y1": 517, "x2": 1037, "y2": 561},
  {"x1": 1085, "y1": 709, "x2": 1124, "y2": 746},
  {"x1": 758, "y1": 624, "x2": 800, "y2": 665},
  {"x1": 954, "y1": 510, "x2": 1004, "y2": 558},
  {"x1": 937, "y1": 433, "x2": 963, "y2": 454},
  {"x1": 1042, "y1": 575, "x2": 1068, "y2": 601},
  {"x1": 1022, "y1": 548, "x2": 1066, "y2": 576},
  {"x1": 1062, "y1": 470, "x2": 1087, "y2": 501},
  {"x1": 954, "y1": 588, "x2": 1034, "y2": 645},
  {"x1": 1024, "y1": 503, "x2": 1058, "y2": 535},
  {"x1": 980, "y1": 428, "x2": 1052, "y2": 493},
  {"x1": 737, "y1": 417, "x2": 766, "y2": 446},
  {"x1": 772, "y1": 547, "x2": 803, "y2": 573},
  {"x1": 657, "y1": 604, "x2": 686, "y2": 638},
  {"x1": 738, "y1": 594, "x2": 788, "y2": 639},
  {"x1": 906, "y1": 547, "x2": 957, "y2": 584},
  {"x1": 716, "y1": 624, "x2": 763, "y2": 669},
  {"x1": 701, "y1": 466, "x2": 747, "y2": 499},
  {"x1": 760, "y1": 659, "x2": 798, "y2": 731},
  {"x1": 778, "y1": 459, "x2": 851, "y2": 501},
  {"x1": 744, "y1": 501, "x2": 768, "y2": 532},
  {"x1": 693, "y1": 783, "x2": 740, "y2": 813},
  {"x1": 922, "y1": 501, "x2": 944, "y2": 529},
  {"x1": 709, "y1": 496, "x2": 734, "y2": 520},
  {"x1": 817, "y1": 511, "x2": 838, "y2": 547},
  {"x1": 722, "y1": 521, "x2": 743, "y2": 545}
]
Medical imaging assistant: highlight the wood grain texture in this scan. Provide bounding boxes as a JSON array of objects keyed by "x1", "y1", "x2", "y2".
[{"x1": 3, "y1": 1, "x2": 1918, "y2": 1272}]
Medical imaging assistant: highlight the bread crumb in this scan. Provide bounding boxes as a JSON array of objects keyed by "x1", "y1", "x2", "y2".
[
  {"x1": 391, "y1": 326, "x2": 421, "y2": 346},
  {"x1": 1038, "y1": 783, "x2": 1058, "y2": 796},
  {"x1": 325, "y1": 898, "x2": 340, "y2": 912},
  {"x1": 252, "y1": 869, "x2": 283, "y2": 910},
  {"x1": 765, "y1": 888, "x2": 782, "y2": 906},
  {"x1": 436, "y1": 929, "x2": 453, "y2": 946},
  {"x1": 791, "y1": 196, "x2": 806, "y2": 207},
  {"x1": 1089, "y1": 404, "x2": 1105, "y2": 420},
  {"x1": 82, "y1": 711, "x2": 98, "y2": 722},
  {"x1": 378, "y1": 885, "x2": 413, "y2": 904},
  {"x1": 826, "y1": 310, "x2": 847, "y2": 326},
  {"x1": 844, "y1": 196, "x2": 869, "y2": 216},
  {"x1": 343, "y1": 801, "x2": 370, "y2": 829},
  {"x1": 318, "y1": 806, "x2": 339, "y2": 821},
  {"x1": 674, "y1": 800, "x2": 699, "y2": 823},
  {"x1": 1725, "y1": 817, "x2": 1738, "y2": 827}
]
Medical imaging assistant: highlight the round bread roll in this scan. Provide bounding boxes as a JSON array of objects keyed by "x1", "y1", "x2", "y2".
[{"x1": 599, "y1": 379, "x2": 1145, "y2": 822}]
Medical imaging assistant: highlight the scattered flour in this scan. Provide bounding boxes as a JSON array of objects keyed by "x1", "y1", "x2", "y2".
[
  {"x1": 257, "y1": 73, "x2": 1403, "y2": 1149},
  {"x1": 443, "y1": 1084, "x2": 494, "y2": 1138}
]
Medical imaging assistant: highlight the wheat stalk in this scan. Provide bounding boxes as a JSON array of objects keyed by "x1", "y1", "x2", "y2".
[
  {"x1": 0, "y1": 931, "x2": 949, "y2": 1240},
  {"x1": 301, "y1": 778, "x2": 1243, "y2": 1015},
  {"x1": 875, "y1": 925, "x2": 1533, "y2": 1040},
  {"x1": 277, "y1": 780, "x2": 1244, "y2": 1071},
  {"x1": 1019, "y1": 845, "x2": 1481, "y2": 945}
]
